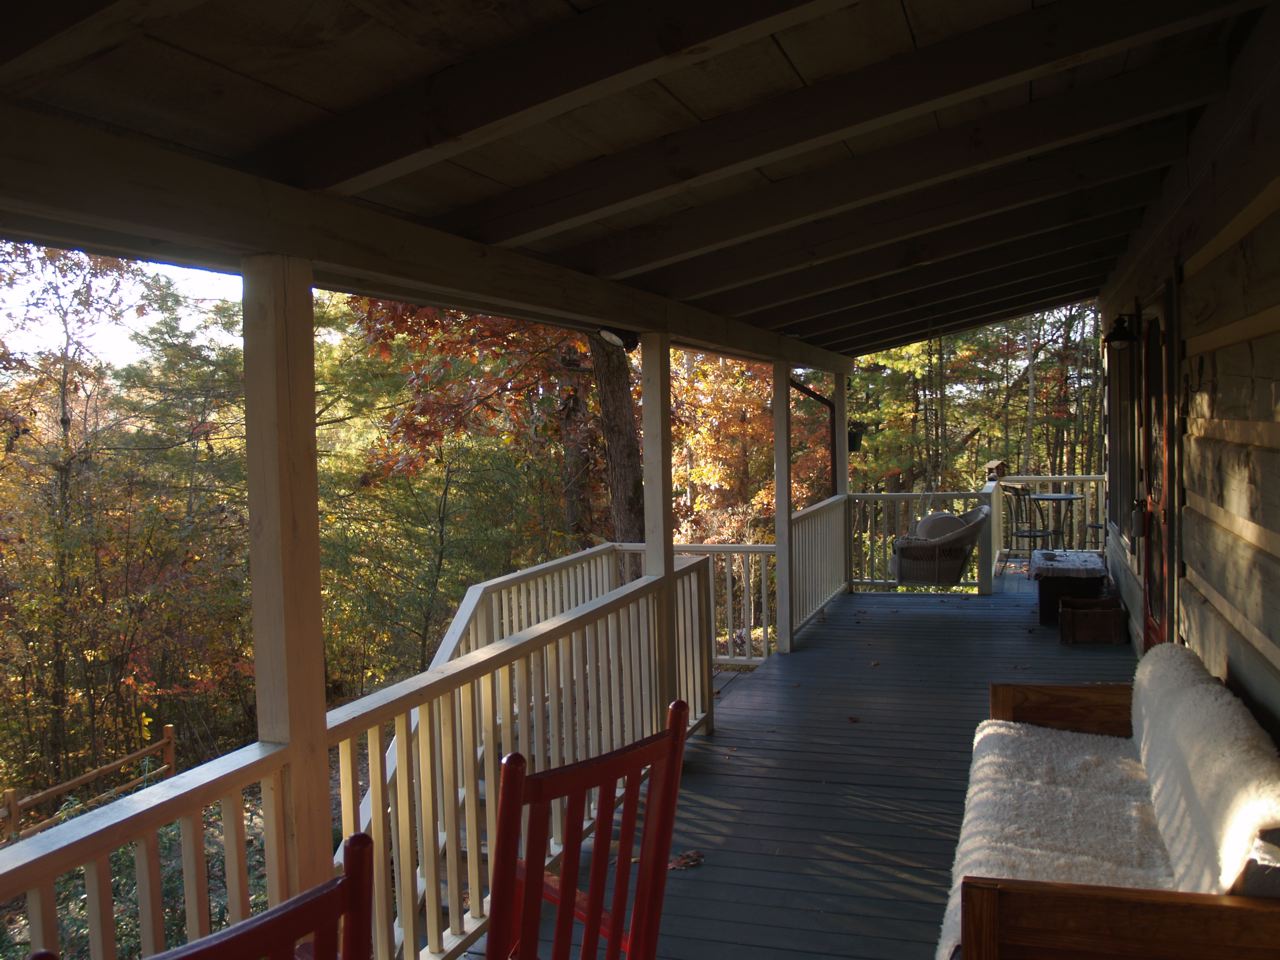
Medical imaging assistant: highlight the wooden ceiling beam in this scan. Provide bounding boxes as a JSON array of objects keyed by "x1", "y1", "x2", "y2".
[
  {"x1": 579, "y1": 56, "x2": 1220, "y2": 279},
  {"x1": 773, "y1": 235, "x2": 1129, "y2": 335},
  {"x1": 698, "y1": 177, "x2": 1155, "y2": 317},
  {"x1": 0, "y1": 101, "x2": 851, "y2": 375},
  {"x1": 840, "y1": 293, "x2": 1099, "y2": 356},
  {"x1": 641, "y1": 119, "x2": 1185, "y2": 302},
  {"x1": 250, "y1": 0, "x2": 850, "y2": 194},
  {"x1": 442, "y1": 0, "x2": 1258, "y2": 248},
  {"x1": 798, "y1": 260, "x2": 1117, "y2": 342},
  {"x1": 820, "y1": 277, "x2": 1106, "y2": 352},
  {"x1": 0, "y1": 1, "x2": 212, "y2": 91}
]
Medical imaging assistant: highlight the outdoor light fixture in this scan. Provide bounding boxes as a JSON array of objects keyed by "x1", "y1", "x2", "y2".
[{"x1": 1104, "y1": 313, "x2": 1139, "y2": 347}]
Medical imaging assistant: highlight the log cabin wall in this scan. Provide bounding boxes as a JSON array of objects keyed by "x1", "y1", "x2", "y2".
[
  {"x1": 1178, "y1": 211, "x2": 1280, "y2": 730},
  {"x1": 1100, "y1": 4, "x2": 1280, "y2": 725}
]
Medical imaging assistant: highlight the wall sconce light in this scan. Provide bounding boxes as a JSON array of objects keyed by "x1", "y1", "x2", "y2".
[{"x1": 1104, "y1": 313, "x2": 1139, "y2": 347}]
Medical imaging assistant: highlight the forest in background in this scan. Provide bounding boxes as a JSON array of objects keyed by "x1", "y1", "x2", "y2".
[{"x1": 0, "y1": 243, "x2": 1102, "y2": 805}]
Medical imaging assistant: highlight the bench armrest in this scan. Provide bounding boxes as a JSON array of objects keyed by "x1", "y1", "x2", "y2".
[
  {"x1": 961, "y1": 876, "x2": 1280, "y2": 960},
  {"x1": 989, "y1": 683, "x2": 1132, "y2": 737}
]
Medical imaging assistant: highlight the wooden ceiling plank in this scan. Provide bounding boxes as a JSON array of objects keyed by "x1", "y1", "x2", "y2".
[
  {"x1": 0, "y1": 0, "x2": 213, "y2": 91},
  {"x1": 578, "y1": 54, "x2": 1221, "y2": 278},
  {"x1": 441, "y1": 0, "x2": 1257, "y2": 247},
  {"x1": 841, "y1": 291, "x2": 1099, "y2": 355},
  {"x1": 773, "y1": 233, "x2": 1130, "y2": 334},
  {"x1": 800, "y1": 261, "x2": 1117, "y2": 340},
  {"x1": 820, "y1": 277, "x2": 1106, "y2": 350},
  {"x1": 0, "y1": 100, "x2": 850, "y2": 374},
  {"x1": 251, "y1": 0, "x2": 851, "y2": 194},
  {"x1": 698, "y1": 177, "x2": 1155, "y2": 317},
  {"x1": 642, "y1": 119, "x2": 1185, "y2": 301}
]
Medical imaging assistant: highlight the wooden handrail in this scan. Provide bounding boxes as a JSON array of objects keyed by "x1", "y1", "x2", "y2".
[
  {"x1": 431, "y1": 542, "x2": 621, "y2": 668},
  {"x1": 792, "y1": 493, "x2": 846, "y2": 522},
  {"x1": 14, "y1": 725, "x2": 175, "y2": 813},
  {"x1": 614, "y1": 542, "x2": 776, "y2": 554}
]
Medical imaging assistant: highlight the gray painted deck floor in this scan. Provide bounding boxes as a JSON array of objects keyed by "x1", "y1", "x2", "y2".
[{"x1": 657, "y1": 587, "x2": 1136, "y2": 960}]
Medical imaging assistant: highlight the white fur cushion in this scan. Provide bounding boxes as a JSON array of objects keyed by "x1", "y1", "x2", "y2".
[
  {"x1": 1135, "y1": 647, "x2": 1280, "y2": 892},
  {"x1": 1132, "y1": 642, "x2": 1219, "y2": 751},
  {"x1": 935, "y1": 720, "x2": 1172, "y2": 960}
]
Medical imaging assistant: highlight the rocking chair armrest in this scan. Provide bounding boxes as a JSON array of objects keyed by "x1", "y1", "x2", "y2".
[
  {"x1": 960, "y1": 876, "x2": 1280, "y2": 960},
  {"x1": 988, "y1": 683, "x2": 1132, "y2": 737}
]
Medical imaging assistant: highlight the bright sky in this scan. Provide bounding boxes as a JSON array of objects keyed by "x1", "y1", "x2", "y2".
[{"x1": 2, "y1": 260, "x2": 243, "y2": 368}]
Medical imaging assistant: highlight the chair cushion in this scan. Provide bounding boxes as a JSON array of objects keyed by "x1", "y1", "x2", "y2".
[
  {"x1": 1133, "y1": 644, "x2": 1280, "y2": 893},
  {"x1": 935, "y1": 720, "x2": 1173, "y2": 960},
  {"x1": 916, "y1": 511, "x2": 966, "y2": 539}
]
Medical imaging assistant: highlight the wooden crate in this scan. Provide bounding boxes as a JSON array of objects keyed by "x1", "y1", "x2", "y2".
[{"x1": 1060, "y1": 596, "x2": 1129, "y2": 645}]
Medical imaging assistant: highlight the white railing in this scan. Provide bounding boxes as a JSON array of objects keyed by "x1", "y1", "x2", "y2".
[
  {"x1": 0, "y1": 743, "x2": 290, "y2": 958},
  {"x1": 617, "y1": 544, "x2": 777, "y2": 665},
  {"x1": 1, "y1": 556, "x2": 713, "y2": 960},
  {"x1": 995, "y1": 475, "x2": 1106, "y2": 553},
  {"x1": 327, "y1": 558, "x2": 712, "y2": 960},
  {"x1": 430, "y1": 543, "x2": 621, "y2": 667},
  {"x1": 791, "y1": 495, "x2": 849, "y2": 629},
  {"x1": 848, "y1": 490, "x2": 987, "y2": 590}
]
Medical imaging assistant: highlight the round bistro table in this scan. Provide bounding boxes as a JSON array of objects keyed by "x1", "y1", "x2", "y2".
[{"x1": 1030, "y1": 491, "x2": 1084, "y2": 549}]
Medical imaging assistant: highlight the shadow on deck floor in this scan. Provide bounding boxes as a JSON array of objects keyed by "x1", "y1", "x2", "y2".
[{"x1": 659, "y1": 589, "x2": 1136, "y2": 960}]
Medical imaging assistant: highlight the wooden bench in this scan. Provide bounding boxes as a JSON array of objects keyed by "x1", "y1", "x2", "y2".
[{"x1": 938, "y1": 645, "x2": 1280, "y2": 959}]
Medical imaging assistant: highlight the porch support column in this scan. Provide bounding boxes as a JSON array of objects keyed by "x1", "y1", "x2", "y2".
[
  {"x1": 242, "y1": 255, "x2": 332, "y2": 895},
  {"x1": 832, "y1": 373, "x2": 851, "y2": 591},
  {"x1": 774, "y1": 361, "x2": 794, "y2": 654},
  {"x1": 641, "y1": 332, "x2": 677, "y2": 721}
]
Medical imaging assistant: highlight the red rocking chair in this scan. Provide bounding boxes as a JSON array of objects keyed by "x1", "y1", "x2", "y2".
[{"x1": 486, "y1": 700, "x2": 689, "y2": 960}]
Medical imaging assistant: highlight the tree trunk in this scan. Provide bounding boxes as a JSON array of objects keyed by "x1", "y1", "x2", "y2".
[{"x1": 587, "y1": 333, "x2": 645, "y2": 543}]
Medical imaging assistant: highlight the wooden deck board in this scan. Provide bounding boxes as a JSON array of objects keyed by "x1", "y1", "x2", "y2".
[
  {"x1": 658, "y1": 589, "x2": 1136, "y2": 959},
  {"x1": 465, "y1": 587, "x2": 1135, "y2": 959}
]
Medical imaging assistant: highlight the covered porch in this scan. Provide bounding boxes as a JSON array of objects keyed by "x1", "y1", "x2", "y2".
[{"x1": 2, "y1": 0, "x2": 1279, "y2": 957}]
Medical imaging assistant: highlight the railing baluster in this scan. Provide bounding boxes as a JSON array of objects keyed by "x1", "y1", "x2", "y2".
[
  {"x1": 27, "y1": 880, "x2": 59, "y2": 956},
  {"x1": 546, "y1": 639, "x2": 563, "y2": 838},
  {"x1": 530, "y1": 646, "x2": 547, "y2": 775},
  {"x1": 85, "y1": 855, "x2": 116, "y2": 960},
  {"x1": 418, "y1": 699, "x2": 444, "y2": 954},
  {"x1": 365, "y1": 725, "x2": 394, "y2": 959},
  {"x1": 584, "y1": 621, "x2": 600, "y2": 759},
  {"x1": 515, "y1": 657, "x2": 532, "y2": 766},
  {"x1": 439, "y1": 690, "x2": 463, "y2": 937},
  {"x1": 260, "y1": 767, "x2": 288, "y2": 908},
  {"x1": 571, "y1": 631, "x2": 588, "y2": 764},
  {"x1": 220, "y1": 790, "x2": 250, "y2": 924},
  {"x1": 608, "y1": 610, "x2": 624, "y2": 752},
  {"x1": 393, "y1": 713, "x2": 421, "y2": 953},
  {"x1": 619, "y1": 606, "x2": 635, "y2": 744},
  {"x1": 134, "y1": 831, "x2": 166, "y2": 956},
  {"x1": 180, "y1": 811, "x2": 211, "y2": 941},
  {"x1": 723, "y1": 554, "x2": 734, "y2": 651},
  {"x1": 458, "y1": 686, "x2": 481, "y2": 926}
]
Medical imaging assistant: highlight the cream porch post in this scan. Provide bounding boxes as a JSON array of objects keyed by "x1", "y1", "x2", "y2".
[
  {"x1": 242, "y1": 255, "x2": 333, "y2": 898},
  {"x1": 773, "y1": 361, "x2": 794, "y2": 654},
  {"x1": 641, "y1": 332, "x2": 678, "y2": 724},
  {"x1": 833, "y1": 373, "x2": 851, "y2": 591}
]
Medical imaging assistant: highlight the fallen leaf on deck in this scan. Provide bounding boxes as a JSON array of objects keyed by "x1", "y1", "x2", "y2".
[
  {"x1": 847, "y1": 716, "x2": 860, "y2": 723},
  {"x1": 668, "y1": 850, "x2": 704, "y2": 871}
]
